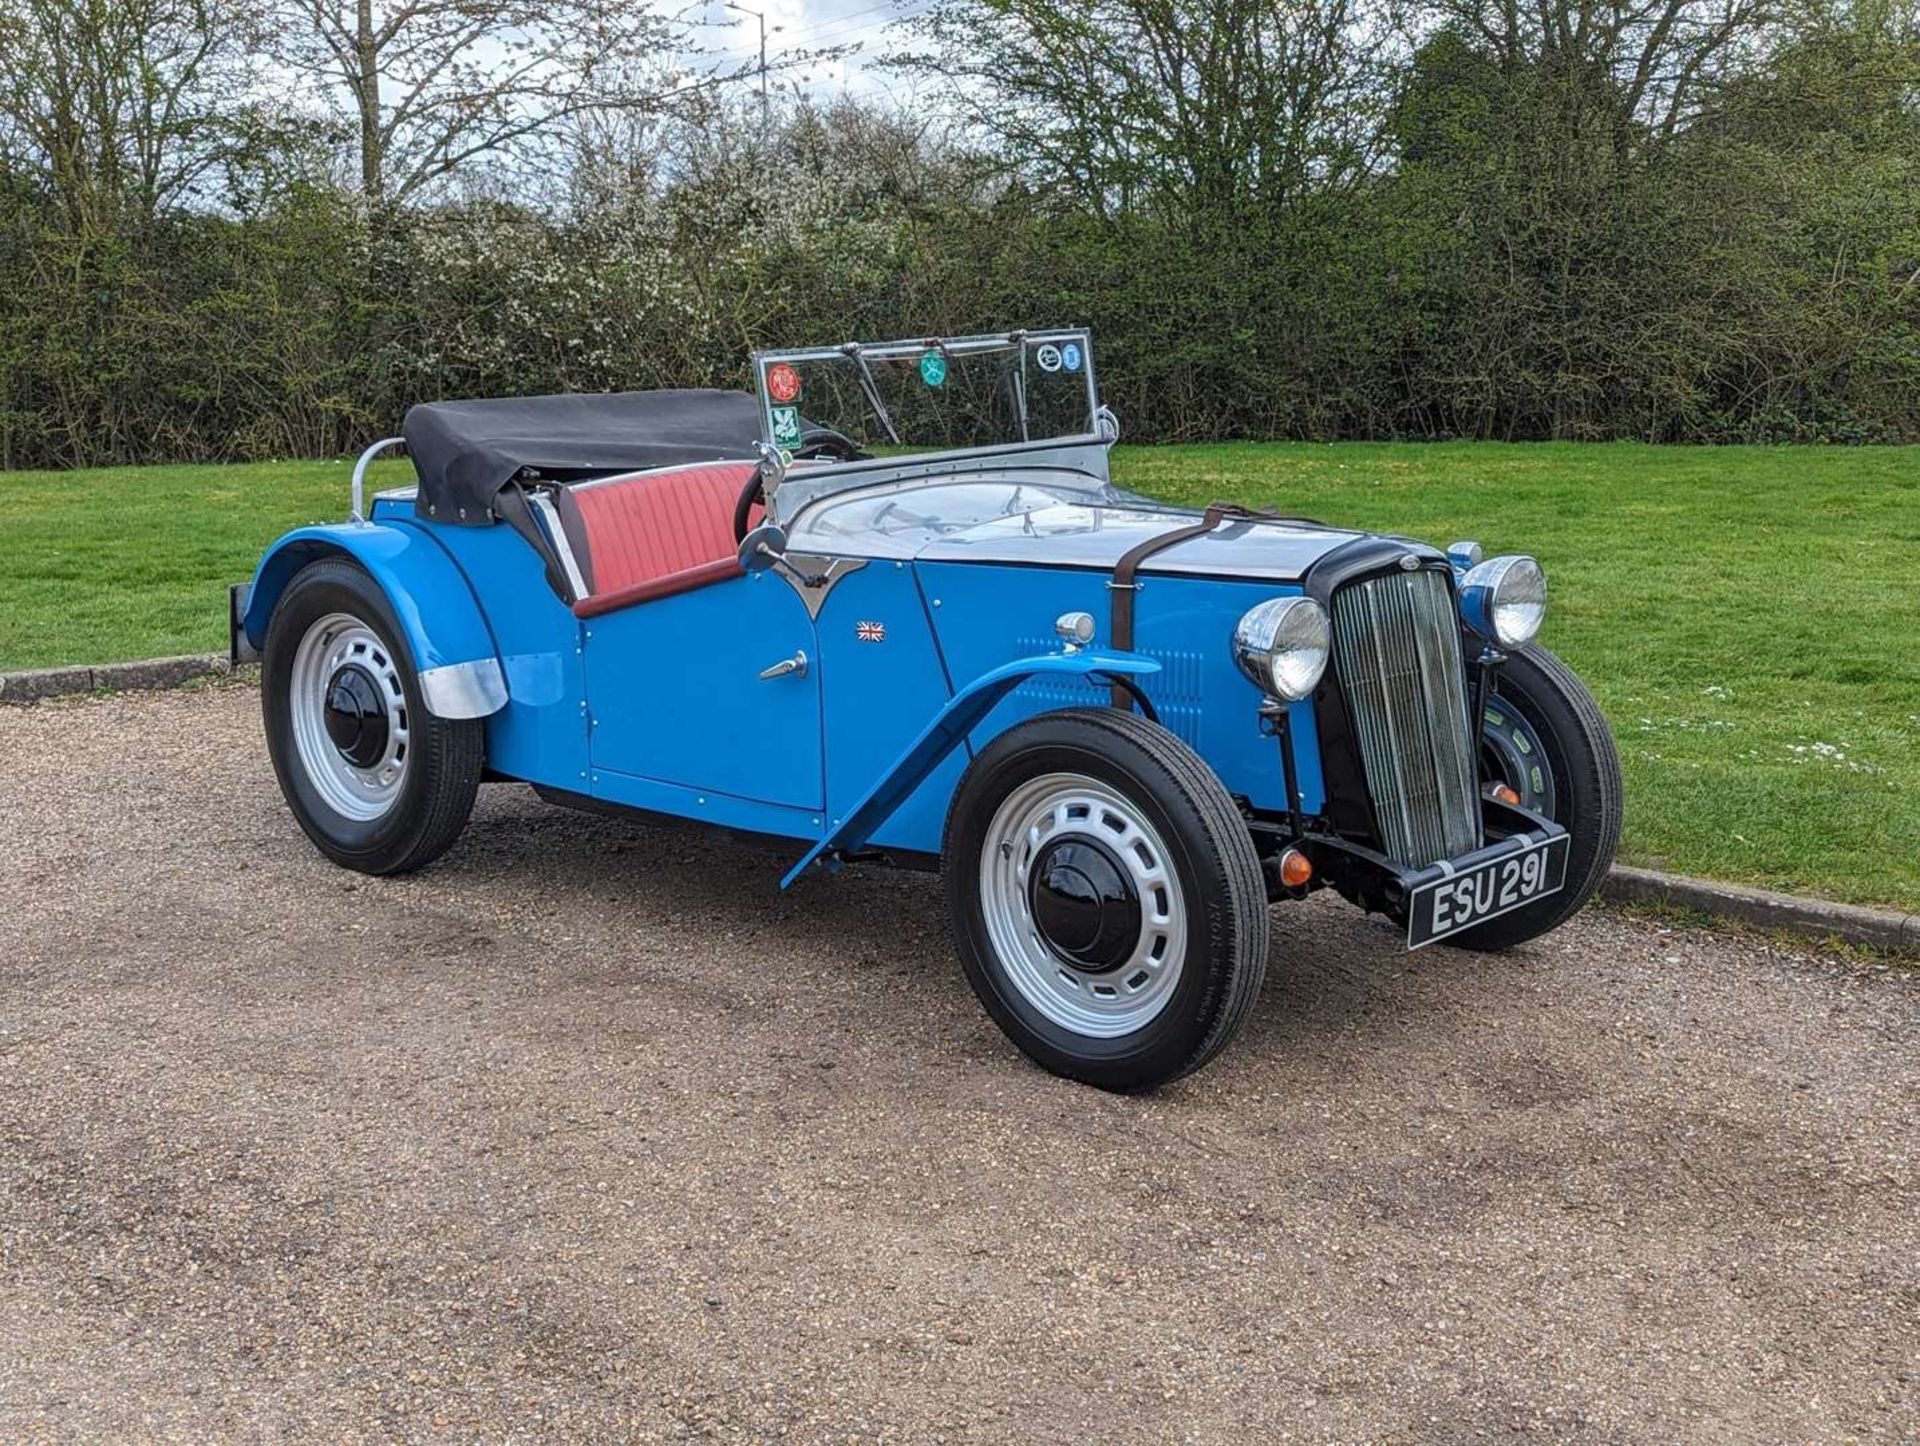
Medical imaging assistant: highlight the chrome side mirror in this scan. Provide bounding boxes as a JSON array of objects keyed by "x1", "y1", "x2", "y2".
[
  {"x1": 740, "y1": 521, "x2": 830, "y2": 590},
  {"x1": 1095, "y1": 405, "x2": 1122, "y2": 446},
  {"x1": 738, "y1": 522, "x2": 790, "y2": 573}
]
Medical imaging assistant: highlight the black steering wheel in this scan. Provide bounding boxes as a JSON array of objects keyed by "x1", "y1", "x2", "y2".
[
  {"x1": 733, "y1": 428, "x2": 871, "y2": 543},
  {"x1": 733, "y1": 463, "x2": 768, "y2": 544},
  {"x1": 793, "y1": 426, "x2": 868, "y2": 463}
]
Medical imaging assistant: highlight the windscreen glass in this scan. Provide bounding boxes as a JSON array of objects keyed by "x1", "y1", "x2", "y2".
[{"x1": 754, "y1": 334, "x2": 1096, "y2": 461}]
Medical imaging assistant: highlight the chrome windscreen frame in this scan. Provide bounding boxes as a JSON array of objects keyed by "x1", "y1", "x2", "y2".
[{"x1": 750, "y1": 329, "x2": 1109, "y2": 528}]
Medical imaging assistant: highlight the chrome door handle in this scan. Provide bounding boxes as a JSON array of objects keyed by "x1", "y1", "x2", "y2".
[{"x1": 758, "y1": 649, "x2": 808, "y2": 680}]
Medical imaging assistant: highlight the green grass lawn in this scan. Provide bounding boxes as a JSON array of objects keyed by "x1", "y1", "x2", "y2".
[
  {"x1": 3, "y1": 443, "x2": 1916, "y2": 910},
  {"x1": 0, "y1": 456, "x2": 412, "y2": 670}
]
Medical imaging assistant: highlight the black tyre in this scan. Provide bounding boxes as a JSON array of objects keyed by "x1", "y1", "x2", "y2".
[
  {"x1": 261, "y1": 557, "x2": 483, "y2": 875},
  {"x1": 943, "y1": 708, "x2": 1269, "y2": 1090},
  {"x1": 1453, "y1": 645, "x2": 1622, "y2": 950}
]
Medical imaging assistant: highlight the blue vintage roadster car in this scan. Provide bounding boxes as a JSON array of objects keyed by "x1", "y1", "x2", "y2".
[{"x1": 234, "y1": 330, "x2": 1620, "y2": 1089}]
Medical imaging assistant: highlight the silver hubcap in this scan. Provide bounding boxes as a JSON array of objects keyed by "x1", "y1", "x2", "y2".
[
  {"x1": 978, "y1": 772, "x2": 1187, "y2": 1038},
  {"x1": 290, "y1": 613, "x2": 410, "y2": 822}
]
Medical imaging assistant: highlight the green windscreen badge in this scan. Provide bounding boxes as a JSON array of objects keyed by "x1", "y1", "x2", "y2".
[
  {"x1": 769, "y1": 404, "x2": 803, "y2": 450},
  {"x1": 918, "y1": 350, "x2": 947, "y2": 388}
]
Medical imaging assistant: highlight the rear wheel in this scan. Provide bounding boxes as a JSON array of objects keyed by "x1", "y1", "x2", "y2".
[
  {"x1": 262, "y1": 558, "x2": 483, "y2": 875},
  {"x1": 944, "y1": 709, "x2": 1269, "y2": 1090},
  {"x1": 1454, "y1": 645, "x2": 1622, "y2": 950}
]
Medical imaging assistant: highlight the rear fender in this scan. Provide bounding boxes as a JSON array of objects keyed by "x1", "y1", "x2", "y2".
[
  {"x1": 240, "y1": 522, "x2": 507, "y2": 719},
  {"x1": 781, "y1": 649, "x2": 1162, "y2": 887}
]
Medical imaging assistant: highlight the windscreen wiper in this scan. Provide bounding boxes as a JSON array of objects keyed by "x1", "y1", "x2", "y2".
[
  {"x1": 839, "y1": 342, "x2": 901, "y2": 446},
  {"x1": 1009, "y1": 329, "x2": 1030, "y2": 443}
]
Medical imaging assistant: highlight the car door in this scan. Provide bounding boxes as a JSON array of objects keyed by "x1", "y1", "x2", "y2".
[{"x1": 583, "y1": 570, "x2": 824, "y2": 812}]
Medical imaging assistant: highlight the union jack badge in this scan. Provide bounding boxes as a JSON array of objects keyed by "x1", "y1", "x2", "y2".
[{"x1": 855, "y1": 620, "x2": 886, "y2": 642}]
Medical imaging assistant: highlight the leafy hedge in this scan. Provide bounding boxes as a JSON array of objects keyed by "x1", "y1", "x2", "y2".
[{"x1": 1, "y1": 17, "x2": 1916, "y2": 469}]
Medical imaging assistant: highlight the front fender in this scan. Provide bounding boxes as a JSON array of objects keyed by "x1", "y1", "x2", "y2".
[
  {"x1": 242, "y1": 522, "x2": 507, "y2": 719},
  {"x1": 781, "y1": 649, "x2": 1162, "y2": 888}
]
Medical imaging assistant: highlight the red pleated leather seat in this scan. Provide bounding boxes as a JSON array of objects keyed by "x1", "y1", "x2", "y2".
[{"x1": 554, "y1": 461, "x2": 758, "y2": 617}]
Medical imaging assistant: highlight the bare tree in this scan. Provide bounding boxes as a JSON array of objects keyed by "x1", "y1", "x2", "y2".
[
  {"x1": 893, "y1": 0, "x2": 1390, "y2": 218},
  {"x1": 267, "y1": 0, "x2": 722, "y2": 205},
  {"x1": 1423, "y1": 0, "x2": 1783, "y2": 138},
  {"x1": 0, "y1": 0, "x2": 253, "y2": 233}
]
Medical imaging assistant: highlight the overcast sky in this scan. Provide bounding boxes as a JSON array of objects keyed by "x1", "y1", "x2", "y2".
[{"x1": 701, "y1": 0, "x2": 933, "y2": 99}]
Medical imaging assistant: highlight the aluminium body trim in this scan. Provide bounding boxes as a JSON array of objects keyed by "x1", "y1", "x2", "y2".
[{"x1": 418, "y1": 658, "x2": 508, "y2": 719}]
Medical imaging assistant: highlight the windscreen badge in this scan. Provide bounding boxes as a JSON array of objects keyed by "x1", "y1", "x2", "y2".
[{"x1": 766, "y1": 362, "x2": 802, "y2": 404}]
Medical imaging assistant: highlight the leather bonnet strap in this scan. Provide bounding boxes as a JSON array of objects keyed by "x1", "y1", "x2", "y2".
[{"x1": 1106, "y1": 501, "x2": 1322, "y2": 709}]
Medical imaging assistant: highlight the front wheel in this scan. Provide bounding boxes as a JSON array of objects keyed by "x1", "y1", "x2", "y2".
[
  {"x1": 1454, "y1": 645, "x2": 1622, "y2": 951},
  {"x1": 262, "y1": 557, "x2": 483, "y2": 875},
  {"x1": 943, "y1": 709, "x2": 1269, "y2": 1091}
]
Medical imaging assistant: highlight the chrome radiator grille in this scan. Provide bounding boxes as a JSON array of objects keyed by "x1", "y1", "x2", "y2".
[{"x1": 1329, "y1": 568, "x2": 1481, "y2": 867}]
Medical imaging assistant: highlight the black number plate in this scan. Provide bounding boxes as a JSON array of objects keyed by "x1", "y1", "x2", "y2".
[{"x1": 1406, "y1": 834, "x2": 1571, "y2": 949}]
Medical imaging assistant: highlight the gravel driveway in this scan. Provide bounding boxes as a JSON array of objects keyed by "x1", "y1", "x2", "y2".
[{"x1": 1, "y1": 685, "x2": 1914, "y2": 1444}]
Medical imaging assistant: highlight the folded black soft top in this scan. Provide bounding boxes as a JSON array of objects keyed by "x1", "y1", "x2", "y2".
[{"x1": 402, "y1": 389, "x2": 764, "y2": 525}]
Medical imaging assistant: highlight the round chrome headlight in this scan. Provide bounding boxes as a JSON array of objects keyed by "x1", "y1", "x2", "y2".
[
  {"x1": 1233, "y1": 597, "x2": 1330, "y2": 702},
  {"x1": 1459, "y1": 554, "x2": 1547, "y2": 647}
]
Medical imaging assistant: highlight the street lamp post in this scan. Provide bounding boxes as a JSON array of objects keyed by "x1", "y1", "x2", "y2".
[{"x1": 723, "y1": 2, "x2": 780, "y2": 129}]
